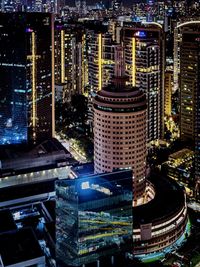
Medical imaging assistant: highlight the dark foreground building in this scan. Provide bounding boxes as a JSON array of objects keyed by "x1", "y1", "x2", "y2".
[{"x1": 0, "y1": 12, "x2": 54, "y2": 145}]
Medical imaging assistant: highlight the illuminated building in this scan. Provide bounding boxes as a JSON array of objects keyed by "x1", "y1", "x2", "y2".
[
  {"x1": 173, "y1": 0, "x2": 188, "y2": 16},
  {"x1": 0, "y1": 13, "x2": 27, "y2": 145},
  {"x1": 56, "y1": 170, "x2": 133, "y2": 266},
  {"x1": 92, "y1": 42, "x2": 189, "y2": 260},
  {"x1": 164, "y1": 70, "x2": 172, "y2": 117},
  {"x1": 93, "y1": 50, "x2": 147, "y2": 201},
  {"x1": 174, "y1": 21, "x2": 200, "y2": 92},
  {"x1": 87, "y1": 26, "x2": 115, "y2": 126},
  {"x1": 123, "y1": 22, "x2": 165, "y2": 142},
  {"x1": 87, "y1": 27, "x2": 115, "y2": 93},
  {"x1": 132, "y1": 3, "x2": 147, "y2": 21},
  {"x1": 93, "y1": 78, "x2": 189, "y2": 260},
  {"x1": 35, "y1": 0, "x2": 42, "y2": 11},
  {"x1": 146, "y1": 0, "x2": 156, "y2": 22},
  {"x1": 133, "y1": 175, "x2": 189, "y2": 260},
  {"x1": 55, "y1": 23, "x2": 87, "y2": 102},
  {"x1": 162, "y1": 149, "x2": 194, "y2": 189},
  {"x1": 0, "y1": 12, "x2": 54, "y2": 145},
  {"x1": 112, "y1": 0, "x2": 121, "y2": 11},
  {"x1": 157, "y1": 1, "x2": 165, "y2": 19},
  {"x1": 179, "y1": 22, "x2": 200, "y2": 142}
]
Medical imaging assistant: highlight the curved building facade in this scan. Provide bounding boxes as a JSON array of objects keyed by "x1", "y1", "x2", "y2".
[
  {"x1": 93, "y1": 79, "x2": 147, "y2": 200},
  {"x1": 133, "y1": 175, "x2": 189, "y2": 260}
]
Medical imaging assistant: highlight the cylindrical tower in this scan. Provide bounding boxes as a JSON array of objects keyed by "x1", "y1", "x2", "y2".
[{"x1": 93, "y1": 79, "x2": 147, "y2": 201}]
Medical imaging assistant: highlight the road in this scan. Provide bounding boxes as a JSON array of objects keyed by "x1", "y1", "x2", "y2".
[
  {"x1": 69, "y1": 145, "x2": 87, "y2": 163},
  {"x1": 55, "y1": 133, "x2": 87, "y2": 163}
]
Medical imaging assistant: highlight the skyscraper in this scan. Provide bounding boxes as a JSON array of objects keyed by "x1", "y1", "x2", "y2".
[
  {"x1": 87, "y1": 24, "x2": 116, "y2": 127},
  {"x1": 0, "y1": 13, "x2": 27, "y2": 145},
  {"x1": 0, "y1": 12, "x2": 54, "y2": 145},
  {"x1": 93, "y1": 48, "x2": 147, "y2": 202},
  {"x1": 177, "y1": 21, "x2": 200, "y2": 198},
  {"x1": 92, "y1": 42, "x2": 189, "y2": 259},
  {"x1": 179, "y1": 22, "x2": 200, "y2": 143},
  {"x1": 55, "y1": 23, "x2": 87, "y2": 101},
  {"x1": 123, "y1": 22, "x2": 165, "y2": 143},
  {"x1": 87, "y1": 26, "x2": 115, "y2": 94}
]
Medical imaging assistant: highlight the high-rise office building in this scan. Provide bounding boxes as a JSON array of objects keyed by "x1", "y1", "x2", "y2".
[
  {"x1": 123, "y1": 22, "x2": 165, "y2": 143},
  {"x1": 92, "y1": 44, "x2": 189, "y2": 259},
  {"x1": 87, "y1": 27, "x2": 115, "y2": 94},
  {"x1": 0, "y1": 13, "x2": 27, "y2": 145},
  {"x1": 179, "y1": 22, "x2": 200, "y2": 143},
  {"x1": 174, "y1": 21, "x2": 200, "y2": 92},
  {"x1": 0, "y1": 12, "x2": 54, "y2": 145},
  {"x1": 87, "y1": 25, "x2": 116, "y2": 127},
  {"x1": 93, "y1": 50, "x2": 147, "y2": 201},
  {"x1": 56, "y1": 170, "x2": 133, "y2": 266},
  {"x1": 177, "y1": 22, "x2": 200, "y2": 198},
  {"x1": 55, "y1": 23, "x2": 87, "y2": 102}
]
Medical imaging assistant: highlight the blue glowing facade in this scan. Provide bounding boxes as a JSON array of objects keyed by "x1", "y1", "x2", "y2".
[
  {"x1": 56, "y1": 170, "x2": 133, "y2": 266},
  {"x1": 0, "y1": 13, "x2": 54, "y2": 145},
  {"x1": 0, "y1": 14, "x2": 27, "y2": 145}
]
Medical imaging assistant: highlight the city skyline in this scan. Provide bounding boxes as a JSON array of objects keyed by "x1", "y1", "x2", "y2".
[{"x1": 0, "y1": 1, "x2": 200, "y2": 267}]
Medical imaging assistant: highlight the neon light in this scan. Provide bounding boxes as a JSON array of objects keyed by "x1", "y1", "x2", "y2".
[
  {"x1": 132, "y1": 37, "x2": 136, "y2": 87},
  {"x1": 142, "y1": 21, "x2": 162, "y2": 28},
  {"x1": 26, "y1": 28, "x2": 33, "y2": 33},
  {"x1": 61, "y1": 29, "x2": 65, "y2": 83},
  {"x1": 98, "y1": 33, "x2": 102, "y2": 91},
  {"x1": 31, "y1": 31, "x2": 37, "y2": 140},
  {"x1": 134, "y1": 31, "x2": 146, "y2": 37},
  {"x1": 135, "y1": 219, "x2": 191, "y2": 263},
  {"x1": 52, "y1": 17, "x2": 55, "y2": 138},
  {"x1": 177, "y1": 20, "x2": 200, "y2": 29}
]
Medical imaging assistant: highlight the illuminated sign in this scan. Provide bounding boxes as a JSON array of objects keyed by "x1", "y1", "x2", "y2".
[
  {"x1": 134, "y1": 31, "x2": 146, "y2": 38},
  {"x1": 26, "y1": 28, "x2": 33, "y2": 33}
]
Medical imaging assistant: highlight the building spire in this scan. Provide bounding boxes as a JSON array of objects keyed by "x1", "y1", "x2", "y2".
[{"x1": 113, "y1": 45, "x2": 126, "y2": 88}]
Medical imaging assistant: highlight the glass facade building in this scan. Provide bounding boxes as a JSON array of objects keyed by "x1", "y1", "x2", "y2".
[
  {"x1": 0, "y1": 12, "x2": 54, "y2": 145},
  {"x1": 0, "y1": 13, "x2": 27, "y2": 145},
  {"x1": 56, "y1": 170, "x2": 133, "y2": 266}
]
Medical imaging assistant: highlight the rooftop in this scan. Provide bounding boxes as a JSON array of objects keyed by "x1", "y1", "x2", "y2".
[
  {"x1": 169, "y1": 148, "x2": 194, "y2": 161},
  {"x1": 0, "y1": 228, "x2": 44, "y2": 266},
  {"x1": 134, "y1": 174, "x2": 185, "y2": 227},
  {"x1": 0, "y1": 138, "x2": 68, "y2": 161},
  {"x1": 0, "y1": 209, "x2": 17, "y2": 233}
]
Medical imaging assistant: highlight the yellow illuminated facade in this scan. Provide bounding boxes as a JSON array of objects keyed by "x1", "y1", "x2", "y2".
[
  {"x1": 132, "y1": 37, "x2": 136, "y2": 87},
  {"x1": 51, "y1": 19, "x2": 55, "y2": 138},
  {"x1": 98, "y1": 33, "x2": 102, "y2": 91},
  {"x1": 123, "y1": 25, "x2": 164, "y2": 142},
  {"x1": 27, "y1": 31, "x2": 39, "y2": 141},
  {"x1": 164, "y1": 71, "x2": 172, "y2": 117},
  {"x1": 55, "y1": 26, "x2": 88, "y2": 100},
  {"x1": 25, "y1": 14, "x2": 54, "y2": 143},
  {"x1": 61, "y1": 29, "x2": 65, "y2": 83},
  {"x1": 88, "y1": 31, "x2": 115, "y2": 94}
]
